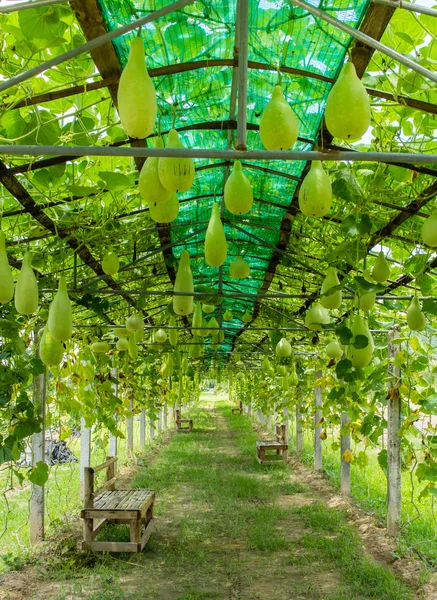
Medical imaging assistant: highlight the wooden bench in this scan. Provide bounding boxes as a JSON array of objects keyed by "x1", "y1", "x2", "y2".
[
  {"x1": 175, "y1": 408, "x2": 193, "y2": 433},
  {"x1": 81, "y1": 456, "x2": 155, "y2": 553},
  {"x1": 256, "y1": 424, "x2": 288, "y2": 465},
  {"x1": 232, "y1": 400, "x2": 243, "y2": 415}
]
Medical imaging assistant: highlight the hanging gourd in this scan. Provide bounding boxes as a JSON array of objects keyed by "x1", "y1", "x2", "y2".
[
  {"x1": 223, "y1": 308, "x2": 233, "y2": 321},
  {"x1": 114, "y1": 327, "x2": 131, "y2": 337},
  {"x1": 208, "y1": 316, "x2": 219, "y2": 334},
  {"x1": 91, "y1": 341, "x2": 110, "y2": 353},
  {"x1": 359, "y1": 270, "x2": 377, "y2": 312},
  {"x1": 173, "y1": 250, "x2": 194, "y2": 316},
  {"x1": 155, "y1": 328, "x2": 167, "y2": 344},
  {"x1": 200, "y1": 318, "x2": 209, "y2": 337},
  {"x1": 324, "y1": 62, "x2": 371, "y2": 141},
  {"x1": 202, "y1": 304, "x2": 215, "y2": 314},
  {"x1": 116, "y1": 337, "x2": 129, "y2": 351},
  {"x1": 181, "y1": 355, "x2": 189, "y2": 373},
  {"x1": 15, "y1": 251, "x2": 38, "y2": 315},
  {"x1": 0, "y1": 231, "x2": 14, "y2": 304},
  {"x1": 422, "y1": 210, "x2": 437, "y2": 247},
  {"x1": 276, "y1": 337, "x2": 292, "y2": 358},
  {"x1": 224, "y1": 161, "x2": 253, "y2": 215},
  {"x1": 230, "y1": 256, "x2": 250, "y2": 279},
  {"x1": 289, "y1": 363, "x2": 298, "y2": 387},
  {"x1": 298, "y1": 162, "x2": 332, "y2": 218},
  {"x1": 168, "y1": 315, "x2": 178, "y2": 347},
  {"x1": 262, "y1": 356, "x2": 271, "y2": 374},
  {"x1": 47, "y1": 276, "x2": 72, "y2": 342},
  {"x1": 173, "y1": 347, "x2": 181, "y2": 368},
  {"x1": 320, "y1": 267, "x2": 341, "y2": 310},
  {"x1": 126, "y1": 313, "x2": 143, "y2": 332},
  {"x1": 242, "y1": 310, "x2": 252, "y2": 323},
  {"x1": 149, "y1": 192, "x2": 179, "y2": 223},
  {"x1": 139, "y1": 137, "x2": 173, "y2": 205},
  {"x1": 350, "y1": 315, "x2": 374, "y2": 368},
  {"x1": 128, "y1": 333, "x2": 138, "y2": 359},
  {"x1": 305, "y1": 302, "x2": 330, "y2": 331},
  {"x1": 282, "y1": 375, "x2": 290, "y2": 392},
  {"x1": 205, "y1": 202, "x2": 227, "y2": 267},
  {"x1": 117, "y1": 36, "x2": 156, "y2": 139},
  {"x1": 191, "y1": 302, "x2": 203, "y2": 335},
  {"x1": 39, "y1": 327, "x2": 64, "y2": 367},
  {"x1": 102, "y1": 250, "x2": 120, "y2": 276},
  {"x1": 134, "y1": 329, "x2": 144, "y2": 342},
  {"x1": 407, "y1": 296, "x2": 426, "y2": 331},
  {"x1": 158, "y1": 129, "x2": 195, "y2": 192},
  {"x1": 326, "y1": 339, "x2": 343, "y2": 360},
  {"x1": 189, "y1": 336, "x2": 203, "y2": 358},
  {"x1": 372, "y1": 252, "x2": 390, "y2": 283},
  {"x1": 259, "y1": 84, "x2": 298, "y2": 150}
]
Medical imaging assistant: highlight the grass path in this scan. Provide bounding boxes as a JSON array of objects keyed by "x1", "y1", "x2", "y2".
[{"x1": 2, "y1": 398, "x2": 414, "y2": 600}]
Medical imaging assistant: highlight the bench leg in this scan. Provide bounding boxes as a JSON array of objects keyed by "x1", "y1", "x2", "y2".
[
  {"x1": 82, "y1": 518, "x2": 94, "y2": 550},
  {"x1": 283, "y1": 449, "x2": 288, "y2": 463},
  {"x1": 130, "y1": 518, "x2": 141, "y2": 546}
]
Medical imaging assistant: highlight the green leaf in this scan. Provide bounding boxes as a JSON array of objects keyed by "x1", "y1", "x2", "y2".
[
  {"x1": 336, "y1": 358, "x2": 353, "y2": 379},
  {"x1": 19, "y1": 6, "x2": 66, "y2": 40},
  {"x1": 335, "y1": 322, "x2": 352, "y2": 345},
  {"x1": 98, "y1": 171, "x2": 133, "y2": 191},
  {"x1": 354, "y1": 276, "x2": 386, "y2": 293},
  {"x1": 422, "y1": 298, "x2": 437, "y2": 316},
  {"x1": 14, "y1": 418, "x2": 42, "y2": 438},
  {"x1": 353, "y1": 334, "x2": 369, "y2": 350},
  {"x1": 332, "y1": 170, "x2": 364, "y2": 202},
  {"x1": 377, "y1": 449, "x2": 387, "y2": 475},
  {"x1": 419, "y1": 394, "x2": 437, "y2": 414},
  {"x1": 28, "y1": 461, "x2": 49, "y2": 486},
  {"x1": 0, "y1": 444, "x2": 14, "y2": 465}
]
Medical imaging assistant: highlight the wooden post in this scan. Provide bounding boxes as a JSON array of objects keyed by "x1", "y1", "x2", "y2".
[
  {"x1": 127, "y1": 401, "x2": 134, "y2": 458},
  {"x1": 266, "y1": 413, "x2": 272, "y2": 431},
  {"x1": 80, "y1": 417, "x2": 91, "y2": 496},
  {"x1": 247, "y1": 401, "x2": 252, "y2": 415},
  {"x1": 140, "y1": 409, "x2": 146, "y2": 446},
  {"x1": 157, "y1": 410, "x2": 162, "y2": 435},
  {"x1": 340, "y1": 413, "x2": 351, "y2": 495},
  {"x1": 30, "y1": 370, "x2": 46, "y2": 545},
  {"x1": 109, "y1": 366, "x2": 118, "y2": 457},
  {"x1": 314, "y1": 370, "x2": 322, "y2": 471},
  {"x1": 387, "y1": 328, "x2": 401, "y2": 536},
  {"x1": 83, "y1": 467, "x2": 94, "y2": 545},
  {"x1": 257, "y1": 408, "x2": 262, "y2": 423},
  {"x1": 149, "y1": 416, "x2": 155, "y2": 443},
  {"x1": 163, "y1": 404, "x2": 168, "y2": 429},
  {"x1": 283, "y1": 406, "x2": 289, "y2": 444},
  {"x1": 296, "y1": 401, "x2": 303, "y2": 458}
]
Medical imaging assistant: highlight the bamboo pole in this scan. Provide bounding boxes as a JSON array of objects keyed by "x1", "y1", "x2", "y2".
[
  {"x1": 373, "y1": 0, "x2": 437, "y2": 18},
  {"x1": 0, "y1": 0, "x2": 69, "y2": 13},
  {"x1": 30, "y1": 370, "x2": 46, "y2": 545},
  {"x1": 0, "y1": 145, "x2": 436, "y2": 163},
  {"x1": 387, "y1": 328, "x2": 401, "y2": 536}
]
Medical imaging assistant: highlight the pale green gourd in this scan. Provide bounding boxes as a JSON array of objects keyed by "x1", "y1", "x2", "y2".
[
  {"x1": 149, "y1": 192, "x2": 179, "y2": 223},
  {"x1": 223, "y1": 309, "x2": 233, "y2": 321},
  {"x1": 262, "y1": 356, "x2": 271, "y2": 374},
  {"x1": 208, "y1": 316, "x2": 219, "y2": 334},
  {"x1": 128, "y1": 333, "x2": 138, "y2": 359},
  {"x1": 224, "y1": 161, "x2": 253, "y2": 215},
  {"x1": 173, "y1": 250, "x2": 194, "y2": 316},
  {"x1": 117, "y1": 36, "x2": 156, "y2": 139},
  {"x1": 15, "y1": 251, "x2": 38, "y2": 315},
  {"x1": 139, "y1": 137, "x2": 172, "y2": 205},
  {"x1": 259, "y1": 85, "x2": 298, "y2": 150},
  {"x1": 202, "y1": 304, "x2": 215, "y2": 314},
  {"x1": 39, "y1": 327, "x2": 64, "y2": 367},
  {"x1": 305, "y1": 302, "x2": 330, "y2": 331},
  {"x1": 134, "y1": 329, "x2": 144, "y2": 342},
  {"x1": 114, "y1": 327, "x2": 131, "y2": 337},
  {"x1": 205, "y1": 202, "x2": 227, "y2": 267},
  {"x1": 158, "y1": 129, "x2": 195, "y2": 192},
  {"x1": 326, "y1": 339, "x2": 343, "y2": 360},
  {"x1": 359, "y1": 270, "x2": 377, "y2": 312},
  {"x1": 236, "y1": 372, "x2": 245, "y2": 381},
  {"x1": 242, "y1": 310, "x2": 252, "y2": 323},
  {"x1": 116, "y1": 338, "x2": 129, "y2": 351},
  {"x1": 173, "y1": 348, "x2": 181, "y2": 367},
  {"x1": 421, "y1": 210, "x2": 437, "y2": 247},
  {"x1": 325, "y1": 62, "x2": 370, "y2": 141},
  {"x1": 200, "y1": 318, "x2": 209, "y2": 337},
  {"x1": 126, "y1": 313, "x2": 143, "y2": 332},
  {"x1": 372, "y1": 252, "x2": 390, "y2": 283},
  {"x1": 189, "y1": 336, "x2": 203, "y2": 358},
  {"x1": 282, "y1": 375, "x2": 289, "y2": 392},
  {"x1": 168, "y1": 315, "x2": 179, "y2": 346},
  {"x1": 0, "y1": 231, "x2": 14, "y2": 304},
  {"x1": 48, "y1": 276, "x2": 72, "y2": 342},
  {"x1": 91, "y1": 341, "x2": 110, "y2": 353},
  {"x1": 191, "y1": 302, "x2": 203, "y2": 335},
  {"x1": 407, "y1": 296, "x2": 426, "y2": 331},
  {"x1": 181, "y1": 356, "x2": 189, "y2": 372},
  {"x1": 298, "y1": 162, "x2": 332, "y2": 218},
  {"x1": 155, "y1": 328, "x2": 167, "y2": 344},
  {"x1": 320, "y1": 267, "x2": 341, "y2": 310},
  {"x1": 102, "y1": 250, "x2": 120, "y2": 276},
  {"x1": 289, "y1": 363, "x2": 298, "y2": 387},
  {"x1": 350, "y1": 315, "x2": 374, "y2": 368},
  {"x1": 230, "y1": 256, "x2": 250, "y2": 279},
  {"x1": 276, "y1": 337, "x2": 292, "y2": 357}
]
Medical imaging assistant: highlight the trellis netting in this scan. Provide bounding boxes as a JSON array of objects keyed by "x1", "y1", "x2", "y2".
[{"x1": 97, "y1": 0, "x2": 370, "y2": 359}]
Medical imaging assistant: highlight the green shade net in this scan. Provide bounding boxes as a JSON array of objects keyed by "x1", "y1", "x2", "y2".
[{"x1": 96, "y1": 0, "x2": 370, "y2": 361}]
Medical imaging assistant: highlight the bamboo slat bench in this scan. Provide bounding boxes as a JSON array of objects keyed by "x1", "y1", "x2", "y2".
[
  {"x1": 81, "y1": 456, "x2": 155, "y2": 553},
  {"x1": 232, "y1": 400, "x2": 243, "y2": 415},
  {"x1": 175, "y1": 408, "x2": 193, "y2": 433},
  {"x1": 256, "y1": 424, "x2": 288, "y2": 465}
]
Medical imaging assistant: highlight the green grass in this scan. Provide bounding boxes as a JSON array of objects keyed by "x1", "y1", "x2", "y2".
[{"x1": 293, "y1": 427, "x2": 437, "y2": 565}]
